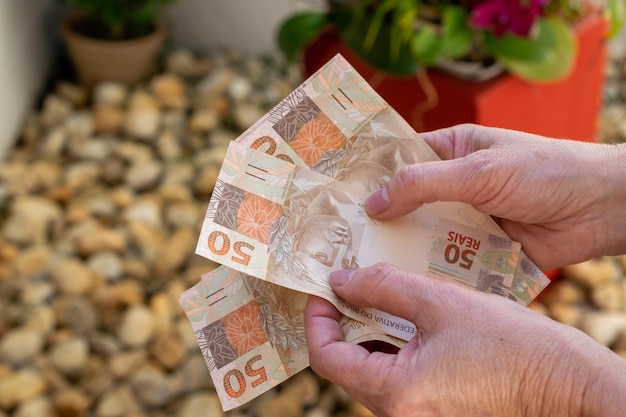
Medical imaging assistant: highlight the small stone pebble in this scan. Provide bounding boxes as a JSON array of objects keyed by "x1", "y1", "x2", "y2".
[
  {"x1": 13, "y1": 396, "x2": 53, "y2": 417},
  {"x1": 117, "y1": 306, "x2": 155, "y2": 348},
  {"x1": 94, "y1": 82, "x2": 128, "y2": 106},
  {"x1": 50, "y1": 256, "x2": 94, "y2": 295},
  {"x1": 128, "y1": 365, "x2": 175, "y2": 407},
  {"x1": 94, "y1": 385, "x2": 140, "y2": 417},
  {"x1": 88, "y1": 251, "x2": 124, "y2": 282},
  {"x1": 0, "y1": 368, "x2": 47, "y2": 409},
  {"x1": 50, "y1": 337, "x2": 90, "y2": 374},
  {"x1": 179, "y1": 393, "x2": 223, "y2": 417},
  {"x1": 53, "y1": 388, "x2": 91, "y2": 417},
  {"x1": 0, "y1": 327, "x2": 45, "y2": 366}
]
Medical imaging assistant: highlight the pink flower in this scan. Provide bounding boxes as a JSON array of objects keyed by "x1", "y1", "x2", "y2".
[{"x1": 471, "y1": 0, "x2": 547, "y2": 37}]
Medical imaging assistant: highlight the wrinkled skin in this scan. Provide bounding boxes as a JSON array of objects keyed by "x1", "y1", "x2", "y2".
[
  {"x1": 365, "y1": 124, "x2": 626, "y2": 271},
  {"x1": 305, "y1": 125, "x2": 626, "y2": 417}
]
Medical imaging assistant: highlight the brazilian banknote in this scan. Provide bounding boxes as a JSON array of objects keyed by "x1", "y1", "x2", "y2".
[
  {"x1": 196, "y1": 140, "x2": 536, "y2": 341},
  {"x1": 179, "y1": 265, "x2": 404, "y2": 410},
  {"x1": 182, "y1": 53, "x2": 551, "y2": 410},
  {"x1": 197, "y1": 54, "x2": 549, "y2": 309}
]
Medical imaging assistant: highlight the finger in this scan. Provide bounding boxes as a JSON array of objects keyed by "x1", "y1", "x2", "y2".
[
  {"x1": 420, "y1": 124, "x2": 539, "y2": 159},
  {"x1": 304, "y1": 295, "x2": 346, "y2": 350},
  {"x1": 419, "y1": 124, "x2": 478, "y2": 160},
  {"x1": 419, "y1": 124, "x2": 498, "y2": 160},
  {"x1": 329, "y1": 264, "x2": 464, "y2": 332},
  {"x1": 367, "y1": 124, "x2": 542, "y2": 218},
  {"x1": 365, "y1": 153, "x2": 495, "y2": 218},
  {"x1": 304, "y1": 296, "x2": 396, "y2": 386}
]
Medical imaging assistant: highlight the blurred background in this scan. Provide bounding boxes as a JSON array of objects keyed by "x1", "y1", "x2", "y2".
[{"x1": 1, "y1": 1, "x2": 626, "y2": 416}]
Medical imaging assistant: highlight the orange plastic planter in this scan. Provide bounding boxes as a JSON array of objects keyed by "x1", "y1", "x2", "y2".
[{"x1": 303, "y1": 16, "x2": 608, "y2": 143}]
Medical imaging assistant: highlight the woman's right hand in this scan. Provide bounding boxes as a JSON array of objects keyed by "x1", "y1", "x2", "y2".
[{"x1": 364, "y1": 124, "x2": 626, "y2": 270}]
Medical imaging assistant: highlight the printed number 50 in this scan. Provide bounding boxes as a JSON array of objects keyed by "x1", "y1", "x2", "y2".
[
  {"x1": 223, "y1": 355, "x2": 268, "y2": 398},
  {"x1": 444, "y1": 244, "x2": 475, "y2": 270},
  {"x1": 208, "y1": 230, "x2": 254, "y2": 266}
]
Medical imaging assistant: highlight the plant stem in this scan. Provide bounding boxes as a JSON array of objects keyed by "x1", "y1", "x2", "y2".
[{"x1": 411, "y1": 69, "x2": 438, "y2": 131}]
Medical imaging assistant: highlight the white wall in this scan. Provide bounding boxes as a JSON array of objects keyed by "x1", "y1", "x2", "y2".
[
  {"x1": 165, "y1": 0, "x2": 298, "y2": 54},
  {"x1": 0, "y1": 0, "x2": 58, "y2": 159}
]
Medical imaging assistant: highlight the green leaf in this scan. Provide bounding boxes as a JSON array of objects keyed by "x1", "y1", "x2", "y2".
[
  {"x1": 608, "y1": 0, "x2": 626, "y2": 37},
  {"x1": 484, "y1": 18, "x2": 576, "y2": 81},
  {"x1": 392, "y1": 0, "x2": 419, "y2": 59},
  {"x1": 277, "y1": 12, "x2": 329, "y2": 61},
  {"x1": 484, "y1": 29, "x2": 545, "y2": 62},
  {"x1": 340, "y1": 17, "x2": 419, "y2": 76},
  {"x1": 411, "y1": 27, "x2": 442, "y2": 66},
  {"x1": 363, "y1": 0, "x2": 396, "y2": 49},
  {"x1": 440, "y1": 5, "x2": 472, "y2": 59},
  {"x1": 61, "y1": 0, "x2": 176, "y2": 38}
]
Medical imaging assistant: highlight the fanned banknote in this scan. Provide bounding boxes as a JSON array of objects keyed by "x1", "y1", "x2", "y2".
[
  {"x1": 197, "y1": 54, "x2": 549, "y2": 306},
  {"x1": 179, "y1": 265, "x2": 404, "y2": 410},
  {"x1": 197, "y1": 140, "x2": 532, "y2": 340},
  {"x1": 182, "y1": 53, "x2": 551, "y2": 410}
]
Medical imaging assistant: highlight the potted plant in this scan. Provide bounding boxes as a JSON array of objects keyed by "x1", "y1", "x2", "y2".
[
  {"x1": 278, "y1": 0, "x2": 622, "y2": 141},
  {"x1": 59, "y1": 0, "x2": 176, "y2": 86}
]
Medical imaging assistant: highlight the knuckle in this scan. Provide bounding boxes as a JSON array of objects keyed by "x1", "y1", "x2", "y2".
[
  {"x1": 367, "y1": 262, "x2": 397, "y2": 282},
  {"x1": 462, "y1": 151, "x2": 507, "y2": 203},
  {"x1": 308, "y1": 353, "x2": 351, "y2": 386},
  {"x1": 308, "y1": 348, "x2": 340, "y2": 381},
  {"x1": 362, "y1": 262, "x2": 401, "y2": 292},
  {"x1": 464, "y1": 149, "x2": 493, "y2": 172},
  {"x1": 455, "y1": 122, "x2": 480, "y2": 136},
  {"x1": 451, "y1": 123, "x2": 480, "y2": 149},
  {"x1": 394, "y1": 165, "x2": 422, "y2": 195}
]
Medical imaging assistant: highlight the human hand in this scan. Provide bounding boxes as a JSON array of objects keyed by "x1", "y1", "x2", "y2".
[
  {"x1": 305, "y1": 263, "x2": 626, "y2": 417},
  {"x1": 364, "y1": 124, "x2": 626, "y2": 270}
]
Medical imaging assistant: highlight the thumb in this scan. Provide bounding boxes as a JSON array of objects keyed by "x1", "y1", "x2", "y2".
[
  {"x1": 365, "y1": 155, "x2": 493, "y2": 219},
  {"x1": 329, "y1": 263, "x2": 465, "y2": 332}
]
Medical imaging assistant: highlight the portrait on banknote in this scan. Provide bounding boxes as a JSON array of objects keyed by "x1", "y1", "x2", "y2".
[
  {"x1": 334, "y1": 135, "x2": 432, "y2": 193},
  {"x1": 268, "y1": 175, "x2": 364, "y2": 294}
]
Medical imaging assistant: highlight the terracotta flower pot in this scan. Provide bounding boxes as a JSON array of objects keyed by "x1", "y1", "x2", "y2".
[{"x1": 61, "y1": 13, "x2": 165, "y2": 87}]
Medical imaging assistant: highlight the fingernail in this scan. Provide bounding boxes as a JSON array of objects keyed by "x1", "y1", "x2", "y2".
[
  {"x1": 329, "y1": 269, "x2": 355, "y2": 287},
  {"x1": 365, "y1": 186, "x2": 390, "y2": 215}
]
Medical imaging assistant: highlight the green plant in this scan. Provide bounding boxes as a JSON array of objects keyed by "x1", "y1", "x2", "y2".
[
  {"x1": 278, "y1": 0, "x2": 623, "y2": 82},
  {"x1": 60, "y1": 0, "x2": 176, "y2": 40}
]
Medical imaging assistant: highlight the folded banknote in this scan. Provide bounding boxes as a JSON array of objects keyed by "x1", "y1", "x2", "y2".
[{"x1": 179, "y1": 265, "x2": 404, "y2": 410}]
